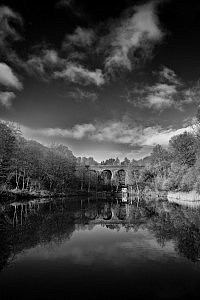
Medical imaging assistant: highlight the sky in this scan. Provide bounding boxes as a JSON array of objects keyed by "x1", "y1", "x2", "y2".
[{"x1": 0, "y1": 0, "x2": 200, "y2": 161}]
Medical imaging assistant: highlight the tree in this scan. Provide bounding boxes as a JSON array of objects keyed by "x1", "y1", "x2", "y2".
[
  {"x1": 114, "y1": 157, "x2": 120, "y2": 165},
  {"x1": 169, "y1": 132, "x2": 197, "y2": 167},
  {"x1": 101, "y1": 158, "x2": 115, "y2": 165},
  {"x1": 150, "y1": 144, "x2": 171, "y2": 177},
  {"x1": 0, "y1": 122, "x2": 17, "y2": 185},
  {"x1": 121, "y1": 157, "x2": 130, "y2": 166}
]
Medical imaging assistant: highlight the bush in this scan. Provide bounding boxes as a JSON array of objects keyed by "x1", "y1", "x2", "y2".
[{"x1": 179, "y1": 168, "x2": 197, "y2": 192}]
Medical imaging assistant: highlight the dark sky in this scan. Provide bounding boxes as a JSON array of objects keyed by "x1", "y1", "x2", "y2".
[{"x1": 0, "y1": 0, "x2": 200, "y2": 161}]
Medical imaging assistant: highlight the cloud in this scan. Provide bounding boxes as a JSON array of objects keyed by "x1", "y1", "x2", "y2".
[
  {"x1": 64, "y1": 27, "x2": 96, "y2": 47},
  {"x1": 56, "y1": 0, "x2": 73, "y2": 8},
  {"x1": 126, "y1": 66, "x2": 194, "y2": 110},
  {"x1": 57, "y1": 0, "x2": 165, "y2": 82},
  {"x1": 22, "y1": 123, "x2": 96, "y2": 140},
  {"x1": 20, "y1": 119, "x2": 192, "y2": 149},
  {"x1": 69, "y1": 88, "x2": 98, "y2": 102},
  {"x1": 27, "y1": 49, "x2": 60, "y2": 74},
  {"x1": 0, "y1": 91, "x2": 16, "y2": 108},
  {"x1": 158, "y1": 66, "x2": 181, "y2": 85},
  {"x1": 126, "y1": 82, "x2": 178, "y2": 110},
  {"x1": 56, "y1": 0, "x2": 82, "y2": 18},
  {"x1": 102, "y1": 1, "x2": 164, "y2": 74},
  {"x1": 144, "y1": 83, "x2": 177, "y2": 109},
  {"x1": 26, "y1": 49, "x2": 62, "y2": 79},
  {"x1": 42, "y1": 49, "x2": 59, "y2": 64},
  {"x1": 0, "y1": 62, "x2": 23, "y2": 90},
  {"x1": 26, "y1": 47, "x2": 105, "y2": 86},
  {"x1": 86, "y1": 120, "x2": 192, "y2": 147},
  {"x1": 0, "y1": 62, "x2": 22, "y2": 108},
  {"x1": 54, "y1": 63, "x2": 105, "y2": 86},
  {"x1": 10, "y1": 117, "x2": 192, "y2": 161},
  {"x1": 0, "y1": 5, "x2": 23, "y2": 47}
]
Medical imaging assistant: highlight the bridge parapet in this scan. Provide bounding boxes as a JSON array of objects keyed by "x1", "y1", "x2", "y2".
[{"x1": 89, "y1": 164, "x2": 144, "y2": 172}]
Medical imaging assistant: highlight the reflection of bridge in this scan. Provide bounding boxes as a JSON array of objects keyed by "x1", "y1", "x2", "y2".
[{"x1": 89, "y1": 204, "x2": 134, "y2": 224}]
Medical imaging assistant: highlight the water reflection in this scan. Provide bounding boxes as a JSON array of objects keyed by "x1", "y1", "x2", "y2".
[{"x1": 1, "y1": 197, "x2": 200, "y2": 299}]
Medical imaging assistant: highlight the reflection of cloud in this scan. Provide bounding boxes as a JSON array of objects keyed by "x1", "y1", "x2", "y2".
[{"x1": 16, "y1": 226, "x2": 177, "y2": 266}]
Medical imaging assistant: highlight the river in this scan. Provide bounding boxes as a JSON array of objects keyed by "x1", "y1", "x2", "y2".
[{"x1": 1, "y1": 196, "x2": 200, "y2": 299}]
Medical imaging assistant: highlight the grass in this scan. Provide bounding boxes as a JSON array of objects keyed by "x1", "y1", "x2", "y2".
[{"x1": 168, "y1": 190, "x2": 200, "y2": 207}]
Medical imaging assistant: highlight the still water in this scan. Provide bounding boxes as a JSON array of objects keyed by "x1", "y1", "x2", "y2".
[{"x1": 1, "y1": 197, "x2": 200, "y2": 299}]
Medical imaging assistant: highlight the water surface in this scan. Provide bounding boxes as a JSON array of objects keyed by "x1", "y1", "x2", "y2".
[{"x1": 1, "y1": 197, "x2": 200, "y2": 299}]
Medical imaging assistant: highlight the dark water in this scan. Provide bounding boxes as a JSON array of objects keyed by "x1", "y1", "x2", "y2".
[{"x1": 1, "y1": 197, "x2": 200, "y2": 300}]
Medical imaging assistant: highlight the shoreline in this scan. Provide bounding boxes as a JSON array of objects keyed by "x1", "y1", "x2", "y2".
[{"x1": 0, "y1": 189, "x2": 117, "y2": 204}]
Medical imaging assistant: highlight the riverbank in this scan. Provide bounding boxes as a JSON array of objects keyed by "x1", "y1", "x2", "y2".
[
  {"x1": 0, "y1": 187, "x2": 182, "y2": 205},
  {"x1": 0, "y1": 188, "x2": 95, "y2": 204},
  {"x1": 0, "y1": 187, "x2": 168, "y2": 204}
]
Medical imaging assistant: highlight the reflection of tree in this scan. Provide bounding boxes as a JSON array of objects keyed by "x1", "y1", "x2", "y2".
[
  {"x1": 2, "y1": 197, "x2": 200, "y2": 273},
  {"x1": 147, "y1": 202, "x2": 200, "y2": 262},
  {"x1": 174, "y1": 224, "x2": 200, "y2": 262}
]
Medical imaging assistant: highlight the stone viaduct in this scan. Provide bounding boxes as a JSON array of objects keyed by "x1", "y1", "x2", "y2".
[{"x1": 88, "y1": 164, "x2": 144, "y2": 186}]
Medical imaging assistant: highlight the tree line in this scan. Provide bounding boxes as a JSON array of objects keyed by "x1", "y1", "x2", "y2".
[
  {"x1": 1, "y1": 110, "x2": 200, "y2": 197},
  {"x1": 0, "y1": 122, "x2": 79, "y2": 195},
  {"x1": 126, "y1": 112, "x2": 200, "y2": 194}
]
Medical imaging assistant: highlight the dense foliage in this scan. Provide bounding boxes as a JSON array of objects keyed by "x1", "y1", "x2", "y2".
[
  {"x1": 0, "y1": 122, "x2": 78, "y2": 195},
  {"x1": 130, "y1": 129, "x2": 200, "y2": 193}
]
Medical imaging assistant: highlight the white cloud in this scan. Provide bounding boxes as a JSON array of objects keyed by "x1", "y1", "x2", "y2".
[
  {"x1": 43, "y1": 49, "x2": 59, "y2": 64},
  {"x1": 158, "y1": 66, "x2": 181, "y2": 85},
  {"x1": 6, "y1": 117, "x2": 192, "y2": 161},
  {"x1": 0, "y1": 62, "x2": 23, "y2": 90},
  {"x1": 0, "y1": 91, "x2": 16, "y2": 108},
  {"x1": 21, "y1": 123, "x2": 96, "y2": 141},
  {"x1": 20, "y1": 119, "x2": 192, "y2": 149},
  {"x1": 26, "y1": 49, "x2": 62, "y2": 79},
  {"x1": 126, "y1": 82, "x2": 178, "y2": 110},
  {"x1": 0, "y1": 5, "x2": 23, "y2": 47},
  {"x1": 87, "y1": 121, "x2": 192, "y2": 147},
  {"x1": 145, "y1": 83, "x2": 177, "y2": 109},
  {"x1": 64, "y1": 27, "x2": 95, "y2": 47},
  {"x1": 56, "y1": 0, "x2": 73, "y2": 8},
  {"x1": 26, "y1": 48, "x2": 105, "y2": 86},
  {"x1": 126, "y1": 66, "x2": 195, "y2": 110},
  {"x1": 69, "y1": 88, "x2": 98, "y2": 102},
  {"x1": 139, "y1": 125, "x2": 192, "y2": 146},
  {"x1": 54, "y1": 63, "x2": 105, "y2": 86},
  {"x1": 104, "y1": 1, "x2": 163, "y2": 73},
  {"x1": 56, "y1": 0, "x2": 82, "y2": 17}
]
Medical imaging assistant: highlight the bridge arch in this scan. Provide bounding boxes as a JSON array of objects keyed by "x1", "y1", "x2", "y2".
[
  {"x1": 116, "y1": 169, "x2": 126, "y2": 186},
  {"x1": 102, "y1": 170, "x2": 112, "y2": 184},
  {"x1": 84, "y1": 164, "x2": 144, "y2": 188}
]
